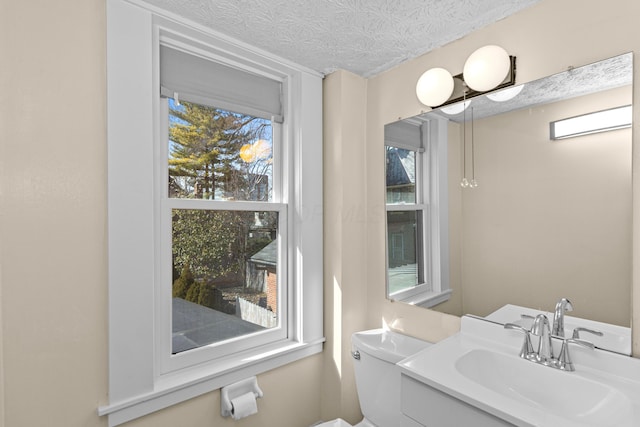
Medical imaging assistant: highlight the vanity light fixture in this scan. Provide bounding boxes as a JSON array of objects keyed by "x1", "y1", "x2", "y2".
[
  {"x1": 416, "y1": 45, "x2": 515, "y2": 107},
  {"x1": 550, "y1": 105, "x2": 632, "y2": 140}
]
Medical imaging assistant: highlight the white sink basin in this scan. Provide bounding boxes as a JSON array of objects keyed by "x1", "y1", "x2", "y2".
[
  {"x1": 399, "y1": 315, "x2": 640, "y2": 427},
  {"x1": 485, "y1": 304, "x2": 631, "y2": 355},
  {"x1": 455, "y1": 348, "x2": 633, "y2": 426}
]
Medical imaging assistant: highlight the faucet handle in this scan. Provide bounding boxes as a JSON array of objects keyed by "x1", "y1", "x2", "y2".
[
  {"x1": 572, "y1": 327, "x2": 604, "y2": 340},
  {"x1": 557, "y1": 338, "x2": 595, "y2": 371},
  {"x1": 504, "y1": 323, "x2": 535, "y2": 359},
  {"x1": 520, "y1": 314, "x2": 535, "y2": 330}
]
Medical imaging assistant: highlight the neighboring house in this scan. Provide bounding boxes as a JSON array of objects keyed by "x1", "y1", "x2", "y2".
[
  {"x1": 247, "y1": 239, "x2": 278, "y2": 314},
  {"x1": 385, "y1": 147, "x2": 416, "y2": 203}
]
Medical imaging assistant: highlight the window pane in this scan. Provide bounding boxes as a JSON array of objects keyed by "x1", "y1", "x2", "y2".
[
  {"x1": 386, "y1": 147, "x2": 416, "y2": 204},
  {"x1": 387, "y1": 210, "x2": 422, "y2": 295},
  {"x1": 168, "y1": 98, "x2": 273, "y2": 202},
  {"x1": 171, "y1": 209, "x2": 279, "y2": 354}
]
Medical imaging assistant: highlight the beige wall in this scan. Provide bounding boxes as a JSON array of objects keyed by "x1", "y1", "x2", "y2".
[
  {"x1": 365, "y1": 0, "x2": 640, "y2": 351},
  {"x1": 1, "y1": 1, "x2": 109, "y2": 426},
  {"x1": 0, "y1": 1, "x2": 324, "y2": 427},
  {"x1": 322, "y1": 70, "x2": 369, "y2": 424},
  {"x1": 3, "y1": 0, "x2": 640, "y2": 426}
]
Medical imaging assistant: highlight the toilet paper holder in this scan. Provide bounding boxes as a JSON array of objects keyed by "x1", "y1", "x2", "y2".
[{"x1": 221, "y1": 376, "x2": 263, "y2": 417}]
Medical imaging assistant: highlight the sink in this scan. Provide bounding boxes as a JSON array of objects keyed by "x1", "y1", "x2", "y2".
[
  {"x1": 398, "y1": 315, "x2": 640, "y2": 427},
  {"x1": 455, "y1": 348, "x2": 633, "y2": 426}
]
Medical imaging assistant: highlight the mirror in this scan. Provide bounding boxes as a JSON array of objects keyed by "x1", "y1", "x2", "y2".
[{"x1": 385, "y1": 53, "x2": 632, "y2": 331}]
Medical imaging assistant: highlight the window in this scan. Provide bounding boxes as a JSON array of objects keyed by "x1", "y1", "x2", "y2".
[
  {"x1": 100, "y1": 2, "x2": 323, "y2": 425},
  {"x1": 384, "y1": 117, "x2": 450, "y2": 306},
  {"x1": 163, "y1": 97, "x2": 286, "y2": 359},
  {"x1": 157, "y1": 41, "x2": 291, "y2": 370}
]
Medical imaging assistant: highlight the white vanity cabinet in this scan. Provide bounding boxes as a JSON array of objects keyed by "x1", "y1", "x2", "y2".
[{"x1": 401, "y1": 374, "x2": 515, "y2": 427}]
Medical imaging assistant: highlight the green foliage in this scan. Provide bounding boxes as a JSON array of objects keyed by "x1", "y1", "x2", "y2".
[
  {"x1": 194, "y1": 282, "x2": 217, "y2": 308},
  {"x1": 184, "y1": 280, "x2": 202, "y2": 303},
  {"x1": 172, "y1": 209, "x2": 255, "y2": 280},
  {"x1": 172, "y1": 264, "x2": 195, "y2": 298},
  {"x1": 182, "y1": 281, "x2": 224, "y2": 312}
]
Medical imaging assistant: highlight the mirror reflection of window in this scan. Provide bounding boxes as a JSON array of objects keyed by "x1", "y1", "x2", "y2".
[
  {"x1": 387, "y1": 212, "x2": 420, "y2": 295},
  {"x1": 386, "y1": 147, "x2": 416, "y2": 204},
  {"x1": 384, "y1": 117, "x2": 450, "y2": 307}
]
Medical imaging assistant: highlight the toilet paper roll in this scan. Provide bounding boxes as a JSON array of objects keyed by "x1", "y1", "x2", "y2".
[{"x1": 231, "y1": 392, "x2": 258, "y2": 420}]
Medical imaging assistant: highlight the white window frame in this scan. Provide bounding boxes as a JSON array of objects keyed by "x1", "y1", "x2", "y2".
[
  {"x1": 100, "y1": 1, "x2": 323, "y2": 426},
  {"x1": 156, "y1": 45, "x2": 288, "y2": 372},
  {"x1": 384, "y1": 116, "x2": 451, "y2": 307}
]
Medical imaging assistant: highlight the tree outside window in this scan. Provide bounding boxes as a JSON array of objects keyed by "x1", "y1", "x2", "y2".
[{"x1": 167, "y1": 99, "x2": 279, "y2": 353}]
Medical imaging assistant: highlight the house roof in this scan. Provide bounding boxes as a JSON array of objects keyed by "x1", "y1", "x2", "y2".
[
  {"x1": 386, "y1": 149, "x2": 415, "y2": 187},
  {"x1": 249, "y1": 240, "x2": 278, "y2": 267},
  {"x1": 172, "y1": 297, "x2": 264, "y2": 353}
]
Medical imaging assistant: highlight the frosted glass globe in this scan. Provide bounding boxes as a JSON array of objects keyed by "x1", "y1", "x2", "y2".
[
  {"x1": 416, "y1": 68, "x2": 454, "y2": 107},
  {"x1": 440, "y1": 100, "x2": 471, "y2": 115},
  {"x1": 463, "y1": 45, "x2": 510, "y2": 92},
  {"x1": 486, "y1": 84, "x2": 524, "y2": 102}
]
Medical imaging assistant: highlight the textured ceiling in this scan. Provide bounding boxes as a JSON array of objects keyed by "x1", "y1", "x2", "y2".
[{"x1": 143, "y1": 0, "x2": 541, "y2": 77}]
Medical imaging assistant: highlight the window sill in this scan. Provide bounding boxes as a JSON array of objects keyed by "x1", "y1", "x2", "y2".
[
  {"x1": 399, "y1": 289, "x2": 452, "y2": 308},
  {"x1": 98, "y1": 338, "x2": 324, "y2": 427}
]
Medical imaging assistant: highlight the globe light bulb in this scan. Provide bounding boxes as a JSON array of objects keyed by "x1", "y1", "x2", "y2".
[
  {"x1": 416, "y1": 68, "x2": 454, "y2": 107},
  {"x1": 463, "y1": 45, "x2": 511, "y2": 92}
]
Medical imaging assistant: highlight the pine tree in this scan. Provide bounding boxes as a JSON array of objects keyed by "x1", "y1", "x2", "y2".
[{"x1": 168, "y1": 101, "x2": 264, "y2": 200}]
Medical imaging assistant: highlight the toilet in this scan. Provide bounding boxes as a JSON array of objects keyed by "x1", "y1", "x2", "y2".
[{"x1": 314, "y1": 328, "x2": 432, "y2": 427}]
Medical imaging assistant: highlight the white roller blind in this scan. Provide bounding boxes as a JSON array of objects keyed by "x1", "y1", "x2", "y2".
[
  {"x1": 160, "y1": 45, "x2": 284, "y2": 122},
  {"x1": 384, "y1": 120, "x2": 423, "y2": 152}
]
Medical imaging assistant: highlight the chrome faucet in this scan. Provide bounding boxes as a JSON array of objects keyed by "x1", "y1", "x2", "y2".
[
  {"x1": 531, "y1": 314, "x2": 554, "y2": 363},
  {"x1": 552, "y1": 298, "x2": 573, "y2": 337},
  {"x1": 504, "y1": 302, "x2": 597, "y2": 372}
]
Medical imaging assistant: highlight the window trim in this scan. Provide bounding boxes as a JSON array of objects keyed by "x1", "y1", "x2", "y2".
[
  {"x1": 100, "y1": 2, "x2": 323, "y2": 426},
  {"x1": 384, "y1": 117, "x2": 450, "y2": 307}
]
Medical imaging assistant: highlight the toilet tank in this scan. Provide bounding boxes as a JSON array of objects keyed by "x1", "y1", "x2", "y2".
[{"x1": 351, "y1": 329, "x2": 431, "y2": 427}]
